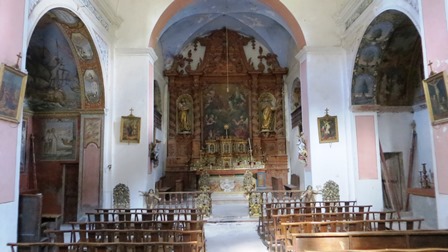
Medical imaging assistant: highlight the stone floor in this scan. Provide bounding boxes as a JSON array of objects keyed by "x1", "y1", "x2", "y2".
[{"x1": 204, "y1": 192, "x2": 267, "y2": 252}]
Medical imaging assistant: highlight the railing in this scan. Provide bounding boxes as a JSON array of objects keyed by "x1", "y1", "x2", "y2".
[{"x1": 142, "y1": 191, "x2": 212, "y2": 217}]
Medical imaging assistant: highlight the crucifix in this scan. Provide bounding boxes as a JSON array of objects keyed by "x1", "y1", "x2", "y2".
[
  {"x1": 428, "y1": 61, "x2": 435, "y2": 76},
  {"x1": 14, "y1": 52, "x2": 22, "y2": 69},
  {"x1": 325, "y1": 108, "x2": 329, "y2": 116},
  {"x1": 129, "y1": 108, "x2": 134, "y2": 116}
]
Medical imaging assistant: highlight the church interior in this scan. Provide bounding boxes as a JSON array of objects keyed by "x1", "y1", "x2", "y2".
[{"x1": 2, "y1": 0, "x2": 448, "y2": 251}]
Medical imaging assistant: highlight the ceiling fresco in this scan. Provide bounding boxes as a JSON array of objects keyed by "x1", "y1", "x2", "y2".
[
  {"x1": 352, "y1": 10, "x2": 423, "y2": 107},
  {"x1": 158, "y1": 0, "x2": 294, "y2": 69},
  {"x1": 25, "y1": 8, "x2": 104, "y2": 113}
]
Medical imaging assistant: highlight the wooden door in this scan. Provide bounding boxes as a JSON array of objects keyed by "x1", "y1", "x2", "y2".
[
  {"x1": 382, "y1": 152, "x2": 404, "y2": 210},
  {"x1": 63, "y1": 163, "x2": 79, "y2": 222}
]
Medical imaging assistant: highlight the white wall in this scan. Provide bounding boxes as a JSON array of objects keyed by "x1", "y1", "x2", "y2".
[
  {"x1": 112, "y1": 48, "x2": 153, "y2": 208},
  {"x1": 300, "y1": 46, "x2": 352, "y2": 199},
  {"x1": 411, "y1": 109, "x2": 438, "y2": 228}
]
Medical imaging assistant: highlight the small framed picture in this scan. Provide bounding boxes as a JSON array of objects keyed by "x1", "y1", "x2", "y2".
[
  {"x1": 422, "y1": 71, "x2": 448, "y2": 125},
  {"x1": 317, "y1": 112, "x2": 338, "y2": 143},
  {"x1": 0, "y1": 64, "x2": 28, "y2": 123},
  {"x1": 120, "y1": 115, "x2": 141, "y2": 143}
]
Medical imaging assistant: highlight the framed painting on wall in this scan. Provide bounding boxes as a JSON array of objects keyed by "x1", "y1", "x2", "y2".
[
  {"x1": 422, "y1": 71, "x2": 448, "y2": 125},
  {"x1": 0, "y1": 64, "x2": 28, "y2": 123},
  {"x1": 317, "y1": 110, "x2": 339, "y2": 143},
  {"x1": 120, "y1": 114, "x2": 141, "y2": 143}
]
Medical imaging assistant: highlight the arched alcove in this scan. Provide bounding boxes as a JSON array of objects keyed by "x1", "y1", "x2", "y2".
[{"x1": 21, "y1": 7, "x2": 105, "y2": 221}]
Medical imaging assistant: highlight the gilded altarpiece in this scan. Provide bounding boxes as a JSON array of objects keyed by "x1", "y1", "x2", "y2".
[{"x1": 165, "y1": 28, "x2": 288, "y2": 191}]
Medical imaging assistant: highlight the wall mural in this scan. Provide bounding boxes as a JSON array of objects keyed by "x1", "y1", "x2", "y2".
[
  {"x1": 352, "y1": 10, "x2": 423, "y2": 106},
  {"x1": 38, "y1": 118, "x2": 77, "y2": 161},
  {"x1": 26, "y1": 21, "x2": 81, "y2": 111},
  {"x1": 25, "y1": 8, "x2": 104, "y2": 112},
  {"x1": 202, "y1": 84, "x2": 249, "y2": 142}
]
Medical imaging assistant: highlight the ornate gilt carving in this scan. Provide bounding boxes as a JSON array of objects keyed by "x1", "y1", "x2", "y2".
[{"x1": 113, "y1": 183, "x2": 130, "y2": 208}]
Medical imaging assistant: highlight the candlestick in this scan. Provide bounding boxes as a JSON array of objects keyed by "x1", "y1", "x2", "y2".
[{"x1": 248, "y1": 138, "x2": 252, "y2": 150}]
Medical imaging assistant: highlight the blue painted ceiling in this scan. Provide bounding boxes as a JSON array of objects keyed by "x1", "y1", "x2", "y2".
[{"x1": 158, "y1": 0, "x2": 295, "y2": 67}]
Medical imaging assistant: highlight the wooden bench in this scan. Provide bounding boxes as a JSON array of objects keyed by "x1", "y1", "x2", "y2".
[
  {"x1": 7, "y1": 241, "x2": 201, "y2": 252},
  {"x1": 290, "y1": 230, "x2": 448, "y2": 252},
  {"x1": 66, "y1": 220, "x2": 206, "y2": 233}
]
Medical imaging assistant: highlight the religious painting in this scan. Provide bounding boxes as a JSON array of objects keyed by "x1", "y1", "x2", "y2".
[
  {"x1": 259, "y1": 92, "x2": 276, "y2": 132},
  {"x1": 120, "y1": 114, "x2": 141, "y2": 143},
  {"x1": 317, "y1": 110, "x2": 339, "y2": 143},
  {"x1": 26, "y1": 21, "x2": 81, "y2": 111},
  {"x1": 422, "y1": 71, "x2": 448, "y2": 125},
  {"x1": 154, "y1": 81, "x2": 162, "y2": 129},
  {"x1": 0, "y1": 64, "x2": 28, "y2": 123},
  {"x1": 202, "y1": 84, "x2": 249, "y2": 141},
  {"x1": 83, "y1": 70, "x2": 101, "y2": 104},
  {"x1": 177, "y1": 94, "x2": 193, "y2": 134},
  {"x1": 40, "y1": 118, "x2": 77, "y2": 160},
  {"x1": 20, "y1": 120, "x2": 27, "y2": 172},
  {"x1": 290, "y1": 78, "x2": 301, "y2": 112},
  {"x1": 352, "y1": 73, "x2": 375, "y2": 105},
  {"x1": 71, "y1": 33, "x2": 94, "y2": 60}
]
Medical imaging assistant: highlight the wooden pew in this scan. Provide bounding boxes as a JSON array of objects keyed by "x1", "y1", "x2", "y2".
[
  {"x1": 8, "y1": 241, "x2": 201, "y2": 252},
  {"x1": 43, "y1": 228, "x2": 205, "y2": 251},
  {"x1": 263, "y1": 201, "x2": 361, "y2": 251},
  {"x1": 66, "y1": 219, "x2": 206, "y2": 232},
  {"x1": 290, "y1": 230, "x2": 448, "y2": 252}
]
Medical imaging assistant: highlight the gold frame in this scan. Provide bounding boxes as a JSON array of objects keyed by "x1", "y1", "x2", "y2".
[
  {"x1": 422, "y1": 71, "x2": 448, "y2": 125},
  {"x1": 120, "y1": 115, "x2": 141, "y2": 143},
  {"x1": 317, "y1": 113, "x2": 339, "y2": 143},
  {"x1": 0, "y1": 64, "x2": 28, "y2": 123}
]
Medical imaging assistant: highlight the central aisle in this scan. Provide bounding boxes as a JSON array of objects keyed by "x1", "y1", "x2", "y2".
[{"x1": 204, "y1": 192, "x2": 267, "y2": 252}]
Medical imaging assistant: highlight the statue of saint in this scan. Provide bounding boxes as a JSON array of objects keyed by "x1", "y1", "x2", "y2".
[
  {"x1": 178, "y1": 98, "x2": 191, "y2": 132},
  {"x1": 261, "y1": 103, "x2": 275, "y2": 131}
]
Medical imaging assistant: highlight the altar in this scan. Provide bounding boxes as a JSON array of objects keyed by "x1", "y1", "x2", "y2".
[
  {"x1": 164, "y1": 28, "x2": 289, "y2": 191},
  {"x1": 191, "y1": 137, "x2": 266, "y2": 192}
]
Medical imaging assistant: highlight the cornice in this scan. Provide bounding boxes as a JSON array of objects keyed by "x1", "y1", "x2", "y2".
[{"x1": 335, "y1": 0, "x2": 373, "y2": 31}]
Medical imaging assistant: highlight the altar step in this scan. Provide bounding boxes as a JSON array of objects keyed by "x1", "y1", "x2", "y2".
[{"x1": 208, "y1": 192, "x2": 257, "y2": 223}]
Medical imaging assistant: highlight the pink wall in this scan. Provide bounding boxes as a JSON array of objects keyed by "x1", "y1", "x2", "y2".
[
  {"x1": 422, "y1": 0, "x2": 448, "y2": 194},
  {"x1": 355, "y1": 115, "x2": 378, "y2": 180},
  {"x1": 0, "y1": 0, "x2": 26, "y2": 203},
  {"x1": 81, "y1": 143, "x2": 101, "y2": 212}
]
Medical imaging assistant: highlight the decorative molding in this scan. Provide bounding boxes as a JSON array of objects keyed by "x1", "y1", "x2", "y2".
[
  {"x1": 115, "y1": 48, "x2": 153, "y2": 56},
  {"x1": 336, "y1": 0, "x2": 373, "y2": 30},
  {"x1": 94, "y1": 0, "x2": 123, "y2": 28},
  {"x1": 405, "y1": 0, "x2": 419, "y2": 14},
  {"x1": 93, "y1": 31, "x2": 109, "y2": 77},
  {"x1": 28, "y1": 0, "x2": 42, "y2": 17},
  {"x1": 148, "y1": 48, "x2": 159, "y2": 65},
  {"x1": 351, "y1": 105, "x2": 414, "y2": 113},
  {"x1": 77, "y1": 0, "x2": 112, "y2": 31}
]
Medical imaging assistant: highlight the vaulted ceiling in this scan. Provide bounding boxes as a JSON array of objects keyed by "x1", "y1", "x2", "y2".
[{"x1": 157, "y1": 0, "x2": 296, "y2": 67}]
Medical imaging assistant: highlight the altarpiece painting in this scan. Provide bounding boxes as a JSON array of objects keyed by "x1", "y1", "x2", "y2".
[{"x1": 202, "y1": 84, "x2": 249, "y2": 141}]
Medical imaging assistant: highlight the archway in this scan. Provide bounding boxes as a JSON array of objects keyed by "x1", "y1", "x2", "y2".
[
  {"x1": 20, "y1": 8, "x2": 105, "y2": 223},
  {"x1": 352, "y1": 10, "x2": 426, "y2": 214}
]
